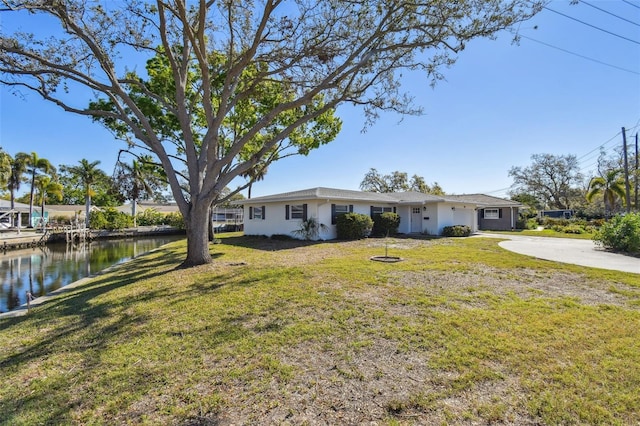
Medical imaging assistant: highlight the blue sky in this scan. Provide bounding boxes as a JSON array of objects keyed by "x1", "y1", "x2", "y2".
[{"x1": 1, "y1": 1, "x2": 639, "y2": 199}]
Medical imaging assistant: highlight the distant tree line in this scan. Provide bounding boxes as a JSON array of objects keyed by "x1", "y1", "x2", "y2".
[
  {"x1": 359, "y1": 168, "x2": 445, "y2": 195},
  {"x1": 0, "y1": 148, "x2": 245, "y2": 227},
  {"x1": 509, "y1": 148, "x2": 639, "y2": 219}
]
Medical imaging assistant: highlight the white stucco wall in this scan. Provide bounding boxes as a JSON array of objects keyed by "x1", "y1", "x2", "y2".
[
  {"x1": 422, "y1": 204, "x2": 439, "y2": 235},
  {"x1": 434, "y1": 203, "x2": 476, "y2": 235},
  {"x1": 244, "y1": 201, "x2": 385, "y2": 240},
  {"x1": 244, "y1": 200, "x2": 478, "y2": 239}
]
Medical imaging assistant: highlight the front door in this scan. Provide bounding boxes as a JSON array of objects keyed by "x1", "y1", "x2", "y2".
[{"x1": 411, "y1": 206, "x2": 422, "y2": 233}]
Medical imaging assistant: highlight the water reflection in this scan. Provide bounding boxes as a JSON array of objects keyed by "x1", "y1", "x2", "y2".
[{"x1": 0, "y1": 236, "x2": 184, "y2": 313}]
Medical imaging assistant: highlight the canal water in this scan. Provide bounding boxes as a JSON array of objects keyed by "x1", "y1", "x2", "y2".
[{"x1": 0, "y1": 235, "x2": 185, "y2": 313}]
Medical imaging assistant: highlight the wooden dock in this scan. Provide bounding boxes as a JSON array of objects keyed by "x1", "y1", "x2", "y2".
[{"x1": 62, "y1": 225, "x2": 90, "y2": 243}]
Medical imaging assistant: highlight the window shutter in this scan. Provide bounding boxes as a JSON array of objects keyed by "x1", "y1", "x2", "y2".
[
  {"x1": 285, "y1": 205, "x2": 290, "y2": 220},
  {"x1": 302, "y1": 204, "x2": 308, "y2": 221},
  {"x1": 249, "y1": 206, "x2": 253, "y2": 220},
  {"x1": 370, "y1": 206, "x2": 374, "y2": 217},
  {"x1": 262, "y1": 206, "x2": 266, "y2": 220},
  {"x1": 349, "y1": 205, "x2": 353, "y2": 213},
  {"x1": 498, "y1": 209, "x2": 503, "y2": 219},
  {"x1": 393, "y1": 207, "x2": 397, "y2": 213},
  {"x1": 331, "y1": 204, "x2": 336, "y2": 225}
]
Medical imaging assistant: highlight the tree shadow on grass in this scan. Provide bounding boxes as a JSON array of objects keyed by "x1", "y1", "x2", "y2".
[
  {"x1": 0, "y1": 248, "x2": 248, "y2": 425},
  {"x1": 0, "y1": 242, "x2": 214, "y2": 354},
  {"x1": 219, "y1": 235, "x2": 346, "y2": 251},
  {"x1": 0, "y1": 245, "x2": 232, "y2": 424}
]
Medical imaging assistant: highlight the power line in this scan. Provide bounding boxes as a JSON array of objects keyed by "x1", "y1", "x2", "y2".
[
  {"x1": 622, "y1": 0, "x2": 640, "y2": 10},
  {"x1": 576, "y1": 130, "x2": 622, "y2": 162},
  {"x1": 580, "y1": 0, "x2": 640, "y2": 27},
  {"x1": 544, "y1": 6, "x2": 640, "y2": 45},
  {"x1": 516, "y1": 34, "x2": 640, "y2": 75}
]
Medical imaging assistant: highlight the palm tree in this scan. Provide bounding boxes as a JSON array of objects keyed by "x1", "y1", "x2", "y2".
[
  {"x1": 7, "y1": 154, "x2": 28, "y2": 213},
  {"x1": 586, "y1": 169, "x2": 626, "y2": 218},
  {"x1": 242, "y1": 163, "x2": 268, "y2": 199},
  {"x1": 114, "y1": 154, "x2": 167, "y2": 226},
  {"x1": 0, "y1": 149, "x2": 11, "y2": 188},
  {"x1": 18, "y1": 152, "x2": 55, "y2": 227},
  {"x1": 60, "y1": 159, "x2": 104, "y2": 228},
  {"x1": 34, "y1": 175, "x2": 63, "y2": 230}
]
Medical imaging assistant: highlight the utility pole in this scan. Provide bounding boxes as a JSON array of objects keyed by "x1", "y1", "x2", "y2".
[
  {"x1": 622, "y1": 127, "x2": 631, "y2": 214},
  {"x1": 633, "y1": 132, "x2": 640, "y2": 212}
]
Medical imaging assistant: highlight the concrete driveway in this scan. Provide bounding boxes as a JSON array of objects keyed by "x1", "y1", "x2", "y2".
[{"x1": 477, "y1": 233, "x2": 640, "y2": 274}]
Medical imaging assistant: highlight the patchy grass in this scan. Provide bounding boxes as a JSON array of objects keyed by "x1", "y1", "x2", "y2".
[{"x1": 0, "y1": 235, "x2": 639, "y2": 425}]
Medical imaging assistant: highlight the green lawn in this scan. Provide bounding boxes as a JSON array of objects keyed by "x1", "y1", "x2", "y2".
[{"x1": 1, "y1": 234, "x2": 638, "y2": 425}]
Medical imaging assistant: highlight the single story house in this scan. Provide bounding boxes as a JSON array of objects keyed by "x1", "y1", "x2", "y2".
[{"x1": 243, "y1": 187, "x2": 521, "y2": 240}]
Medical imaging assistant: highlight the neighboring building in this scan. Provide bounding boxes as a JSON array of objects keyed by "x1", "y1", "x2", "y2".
[
  {"x1": 0, "y1": 200, "x2": 30, "y2": 228},
  {"x1": 117, "y1": 202, "x2": 243, "y2": 230},
  {"x1": 242, "y1": 187, "x2": 521, "y2": 240},
  {"x1": 540, "y1": 209, "x2": 574, "y2": 219}
]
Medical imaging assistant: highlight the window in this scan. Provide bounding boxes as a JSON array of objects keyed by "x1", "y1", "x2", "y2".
[
  {"x1": 484, "y1": 208, "x2": 499, "y2": 219},
  {"x1": 291, "y1": 204, "x2": 304, "y2": 219},
  {"x1": 371, "y1": 206, "x2": 393, "y2": 216},
  {"x1": 412, "y1": 207, "x2": 421, "y2": 214},
  {"x1": 335, "y1": 205, "x2": 349, "y2": 215},
  {"x1": 252, "y1": 206, "x2": 264, "y2": 220},
  {"x1": 331, "y1": 204, "x2": 352, "y2": 224},
  {"x1": 285, "y1": 204, "x2": 307, "y2": 220}
]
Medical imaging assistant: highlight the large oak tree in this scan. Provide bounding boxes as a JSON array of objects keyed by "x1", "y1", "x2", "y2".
[
  {"x1": 1, "y1": 0, "x2": 543, "y2": 266},
  {"x1": 509, "y1": 153, "x2": 583, "y2": 210}
]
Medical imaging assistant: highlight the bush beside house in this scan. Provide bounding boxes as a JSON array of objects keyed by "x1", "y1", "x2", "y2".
[
  {"x1": 442, "y1": 225, "x2": 471, "y2": 237},
  {"x1": 372, "y1": 212, "x2": 401, "y2": 237},
  {"x1": 336, "y1": 213, "x2": 373, "y2": 240}
]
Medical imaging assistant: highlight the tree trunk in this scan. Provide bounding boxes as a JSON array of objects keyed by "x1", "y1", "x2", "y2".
[
  {"x1": 85, "y1": 195, "x2": 91, "y2": 228},
  {"x1": 28, "y1": 176, "x2": 35, "y2": 227},
  {"x1": 132, "y1": 199, "x2": 138, "y2": 227},
  {"x1": 40, "y1": 200, "x2": 45, "y2": 230},
  {"x1": 181, "y1": 201, "x2": 212, "y2": 267}
]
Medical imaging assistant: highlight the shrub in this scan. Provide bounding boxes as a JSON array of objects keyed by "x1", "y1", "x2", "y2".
[
  {"x1": 593, "y1": 213, "x2": 640, "y2": 254},
  {"x1": 372, "y1": 212, "x2": 401, "y2": 237},
  {"x1": 336, "y1": 213, "x2": 373, "y2": 240},
  {"x1": 50, "y1": 215, "x2": 71, "y2": 226},
  {"x1": 88, "y1": 210, "x2": 109, "y2": 230},
  {"x1": 292, "y1": 217, "x2": 326, "y2": 240},
  {"x1": 136, "y1": 208, "x2": 166, "y2": 226},
  {"x1": 442, "y1": 225, "x2": 471, "y2": 237},
  {"x1": 559, "y1": 224, "x2": 585, "y2": 234},
  {"x1": 542, "y1": 217, "x2": 569, "y2": 228},
  {"x1": 89, "y1": 208, "x2": 134, "y2": 230},
  {"x1": 164, "y1": 212, "x2": 185, "y2": 229}
]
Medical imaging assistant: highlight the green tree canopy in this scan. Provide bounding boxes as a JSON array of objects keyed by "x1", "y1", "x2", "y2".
[
  {"x1": 6, "y1": 152, "x2": 27, "y2": 211},
  {"x1": 360, "y1": 168, "x2": 445, "y2": 195},
  {"x1": 60, "y1": 159, "x2": 102, "y2": 226},
  {"x1": 0, "y1": 148, "x2": 10, "y2": 189},
  {"x1": 34, "y1": 174, "x2": 63, "y2": 228},
  {"x1": 509, "y1": 153, "x2": 583, "y2": 210},
  {"x1": 0, "y1": 0, "x2": 543, "y2": 266},
  {"x1": 113, "y1": 153, "x2": 169, "y2": 225},
  {"x1": 16, "y1": 152, "x2": 55, "y2": 226}
]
